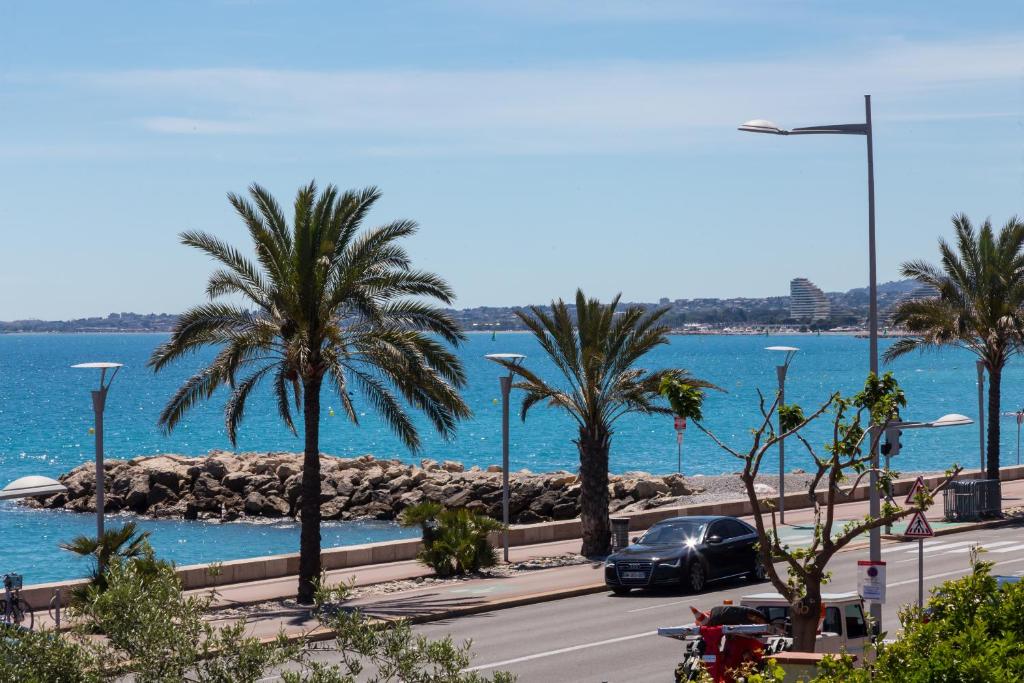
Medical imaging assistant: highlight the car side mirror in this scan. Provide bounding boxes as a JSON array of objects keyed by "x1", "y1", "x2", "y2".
[
  {"x1": 706, "y1": 535, "x2": 722, "y2": 544},
  {"x1": 630, "y1": 536, "x2": 640, "y2": 544}
]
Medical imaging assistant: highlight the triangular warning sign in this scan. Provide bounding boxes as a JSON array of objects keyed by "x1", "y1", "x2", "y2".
[
  {"x1": 904, "y1": 511, "x2": 934, "y2": 538},
  {"x1": 904, "y1": 476, "x2": 927, "y2": 505}
]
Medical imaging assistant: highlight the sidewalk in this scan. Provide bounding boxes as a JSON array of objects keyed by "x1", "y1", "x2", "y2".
[{"x1": 34, "y1": 477, "x2": 1024, "y2": 640}]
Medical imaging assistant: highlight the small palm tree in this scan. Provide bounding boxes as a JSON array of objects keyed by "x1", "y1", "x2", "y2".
[
  {"x1": 149, "y1": 182, "x2": 471, "y2": 603},
  {"x1": 60, "y1": 521, "x2": 152, "y2": 597},
  {"x1": 885, "y1": 213, "x2": 1024, "y2": 479},
  {"x1": 492, "y1": 290, "x2": 715, "y2": 556}
]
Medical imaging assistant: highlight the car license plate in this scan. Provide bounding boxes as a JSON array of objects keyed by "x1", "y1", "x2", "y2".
[{"x1": 621, "y1": 571, "x2": 645, "y2": 579}]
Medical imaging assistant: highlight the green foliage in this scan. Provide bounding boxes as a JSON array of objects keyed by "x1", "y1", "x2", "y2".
[
  {"x1": 148, "y1": 182, "x2": 470, "y2": 450},
  {"x1": 3, "y1": 549, "x2": 514, "y2": 682},
  {"x1": 0, "y1": 628, "x2": 104, "y2": 683},
  {"x1": 885, "y1": 213, "x2": 1024, "y2": 477},
  {"x1": 73, "y1": 555, "x2": 299, "y2": 681},
  {"x1": 810, "y1": 556, "x2": 1024, "y2": 682},
  {"x1": 778, "y1": 403, "x2": 805, "y2": 434},
  {"x1": 291, "y1": 585, "x2": 516, "y2": 683},
  {"x1": 504, "y1": 291, "x2": 715, "y2": 553},
  {"x1": 59, "y1": 522, "x2": 164, "y2": 604},
  {"x1": 401, "y1": 504, "x2": 504, "y2": 576},
  {"x1": 659, "y1": 376, "x2": 707, "y2": 422}
]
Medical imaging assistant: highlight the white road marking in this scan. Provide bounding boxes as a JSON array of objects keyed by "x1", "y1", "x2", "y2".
[
  {"x1": 902, "y1": 541, "x2": 977, "y2": 554},
  {"x1": 627, "y1": 599, "x2": 691, "y2": 614},
  {"x1": 888, "y1": 555, "x2": 1024, "y2": 588},
  {"x1": 987, "y1": 543, "x2": 1024, "y2": 554},
  {"x1": 463, "y1": 630, "x2": 658, "y2": 672},
  {"x1": 936, "y1": 541, "x2": 1018, "y2": 554}
]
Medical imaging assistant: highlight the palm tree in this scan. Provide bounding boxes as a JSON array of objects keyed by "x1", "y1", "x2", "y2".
[
  {"x1": 491, "y1": 290, "x2": 715, "y2": 556},
  {"x1": 149, "y1": 182, "x2": 471, "y2": 603},
  {"x1": 885, "y1": 213, "x2": 1024, "y2": 479},
  {"x1": 60, "y1": 521, "x2": 152, "y2": 598}
]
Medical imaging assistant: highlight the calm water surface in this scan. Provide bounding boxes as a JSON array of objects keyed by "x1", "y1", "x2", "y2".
[{"x1": 0, "y1": 333, "x2": 1015, "y2": 582}]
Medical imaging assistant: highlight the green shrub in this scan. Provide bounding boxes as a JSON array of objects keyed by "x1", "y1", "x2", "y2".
[
  {"x1": 812, "y1": 555, "x2": 1024, "y2": 682},
  {"x1": 59, "y1": 521, "x2": 165, "y2": 605},
  {"x1": 401, "y1": 503, "x2": 504, "y2": 576}
]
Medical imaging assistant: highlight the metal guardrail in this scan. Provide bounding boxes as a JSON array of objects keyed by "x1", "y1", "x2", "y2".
[{"x1": 943, "y1": 479, "x2": 1002, "y2": 522}]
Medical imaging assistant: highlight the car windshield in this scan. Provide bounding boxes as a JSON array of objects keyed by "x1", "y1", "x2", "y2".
[{"x1": 638, "y1": 522, "x2": 705, "y2": 545}]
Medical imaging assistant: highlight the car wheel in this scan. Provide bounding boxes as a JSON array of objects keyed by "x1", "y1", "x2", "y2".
[
  {"x1": 611, "y1": 586, "x2": 632, "y2": 596},
  {"x1": 749, "y1": 556, "x2": 768, "y2": 582},
  {"x1": 686, "y1": 560, "x2": 707, "y2": 593}
]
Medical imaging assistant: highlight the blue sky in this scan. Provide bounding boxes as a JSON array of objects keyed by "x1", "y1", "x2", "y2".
[{"x1": 1, "y1": 1, "x2": 1022, "y2": 319}]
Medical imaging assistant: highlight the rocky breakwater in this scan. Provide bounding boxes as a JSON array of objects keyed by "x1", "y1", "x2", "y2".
[{"x1": 25, "y1": 452, "x2": 703, "y2": 525}]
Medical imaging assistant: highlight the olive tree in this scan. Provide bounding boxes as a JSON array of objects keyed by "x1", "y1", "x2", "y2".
[{"x1": 688, "y1": 373, "x2": 961, "y2": 652}]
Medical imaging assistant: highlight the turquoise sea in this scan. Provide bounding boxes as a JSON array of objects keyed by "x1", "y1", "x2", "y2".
[{"x1": 0, "y1": 332, "x2": 1015, "y2": 582}]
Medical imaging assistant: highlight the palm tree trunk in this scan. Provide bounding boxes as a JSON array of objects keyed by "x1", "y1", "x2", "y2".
[
  {"x1": 987, "y1": 364, "x2": 1002, "y2": 480},
  {"x1": 577, "y1": 425, "x2": 611, "y2": 557},
  {"x1": 297, "y1": 375, "x2": 323, "y2": 604}
]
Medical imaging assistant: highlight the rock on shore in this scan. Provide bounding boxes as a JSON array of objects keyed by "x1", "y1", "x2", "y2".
[{"x1": 24, "y1": 452, "x2": 704, "y2": 524}]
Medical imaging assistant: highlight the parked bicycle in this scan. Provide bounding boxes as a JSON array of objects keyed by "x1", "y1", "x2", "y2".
[{"x1": 2, "y1": 573, "x2": 33, "y2": 631}]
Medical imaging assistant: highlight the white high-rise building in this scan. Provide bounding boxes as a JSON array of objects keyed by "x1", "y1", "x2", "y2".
[{"x1": 790, "y1": 278, "x2": 831, "y2": 321}]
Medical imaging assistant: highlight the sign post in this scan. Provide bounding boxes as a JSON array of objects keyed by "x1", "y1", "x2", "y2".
[
  {"x1": 904, "y1": 509, "x2": 934, "y2": 608},
  {"x1": 674, "y1": 416, "x2": 687, "y2": 473}
]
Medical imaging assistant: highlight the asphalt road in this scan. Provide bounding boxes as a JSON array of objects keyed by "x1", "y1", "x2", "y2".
[
  {"x1": 427, "y1": 524, "x2": 1024, "y2": 681},
  {"x1": 272, "y1": 523, "x2": 1024, "y2": 682}
]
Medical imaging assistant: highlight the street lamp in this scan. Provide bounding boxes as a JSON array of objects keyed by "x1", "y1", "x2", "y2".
[
  {"x1": 72, "y1": 362, "x2": 122, "y2": 539},
  {"x1": 766, "y1": 346, "x2": 799, "y2": 524},
  {"x1": 484, "y1": 353, "x2": 526, "y2": 563},
  {"x1": 1000, "y1": 410, "x2": 1024, "y2": 466},
  {"x1": 741, "y1": 95, "x2": 881, "y2": 626},
  {"x1": 883, "y1": 413, "x2": 973, "y2": 608}
]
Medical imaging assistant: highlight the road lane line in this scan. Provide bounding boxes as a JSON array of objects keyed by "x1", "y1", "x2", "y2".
[
  {"x1": 627, "y1": 599, "x2": 691, "y2": 613},
  {"x1": 936, "y1": 541, "x2": 1018, "y2": 554},
  {"x1": 462, "y1": 630, "x2": 658, "y2": 672},
  {"x1": 987, "y1": 543, "x2": 1024, "y2": 554},
  {"x1": 902, "y1": 541, "x2": 977, "y2": 554},
  {"x1": 887, "y1": 555, "x2": 1024, "y2": 588}
]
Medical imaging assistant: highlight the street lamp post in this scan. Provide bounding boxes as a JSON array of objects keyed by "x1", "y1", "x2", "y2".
[
  {"x1": 884, "y1": 413, "x2": 973, "y2": 609},
  {"x1": 740, "y1": 94, "x2": 881, "y2": 626},
  {"x1": 766, "y1": 346, "x2": 799, "y2": 524},
  {"x1": 976, "y1": 361, "x2": 986, "y2": 473},
  {"x1": 484, "y1": 353, "x2": 526, "y2": 563},
  {"x1": 1001, "y1": 410, "x2": 1024, "y2": 466},
  {"x1": 72, "y1": 362, "x2": 122, "y2": 539}
]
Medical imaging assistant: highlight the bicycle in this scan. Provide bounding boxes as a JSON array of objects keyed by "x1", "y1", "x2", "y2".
[{"x1": 2, "y1": 573, "x2": 33, "y2": 631}]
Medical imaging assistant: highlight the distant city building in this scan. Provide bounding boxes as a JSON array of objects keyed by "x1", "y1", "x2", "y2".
[
  {"x1": 790, "y1": 278, "x2": 831, "y2": 321},
  {"x1": 900, "y1": 284, "x2": 940, "y2": 303}
]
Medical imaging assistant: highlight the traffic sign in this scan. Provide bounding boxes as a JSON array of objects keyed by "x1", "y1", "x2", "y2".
[
  {"x1": 904, "y1": 476, "x2": 927, "y2": 505},
  {"x1": 674, "y1": 416, "x2": 687, "y2": 431},
  {"x1": 904, "y1": 511, "x2": 934, "y2": 538},
  {"x1": 857, "y1": 560, "x2": 886, "y2": 603}
]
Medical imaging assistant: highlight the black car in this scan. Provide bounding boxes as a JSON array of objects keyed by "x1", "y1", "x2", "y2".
[{"x1": 604, "y1": 515, "x2": 766, "y2": 595}]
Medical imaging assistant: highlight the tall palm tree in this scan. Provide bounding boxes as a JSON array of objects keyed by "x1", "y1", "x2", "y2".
[
  {"x1": 149, "y1": 182, "x2": 471, "y2": 603},
  {"x1": 491, "y1": 290, "x2": 715, "y2": 556},
  {"x1": 885, "y1": 213, "x2": 1024, "y2": 479}
]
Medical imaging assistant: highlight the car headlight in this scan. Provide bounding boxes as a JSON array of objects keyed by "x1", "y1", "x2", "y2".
[
  {"x1": 605, "y1": 559, "x2": 616, "y2": 568},
  {"x1": 660, "y1": 557, "x2": 682, "y2": 568}
]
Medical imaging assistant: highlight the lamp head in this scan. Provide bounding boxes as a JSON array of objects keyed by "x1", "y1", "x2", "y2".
[
  {"x1": 739, "y1": 119, "x2": 788, "y2": 135},
  {"x1": 485, "y1": 353, "x2": 526, "y2": 367}
]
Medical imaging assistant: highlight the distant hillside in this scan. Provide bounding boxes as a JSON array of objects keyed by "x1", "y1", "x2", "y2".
[{"x1": 0, "y1": 280, "x2": 923, "y2": 333}]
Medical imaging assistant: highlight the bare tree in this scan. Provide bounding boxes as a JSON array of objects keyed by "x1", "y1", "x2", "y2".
[{"x1": 689, "y1": 373, "x2": 961, "y2": 651}]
